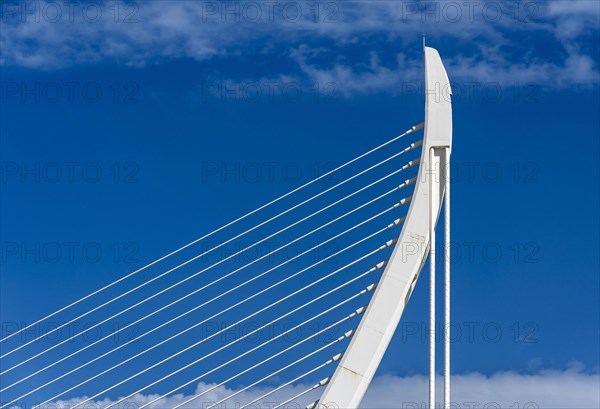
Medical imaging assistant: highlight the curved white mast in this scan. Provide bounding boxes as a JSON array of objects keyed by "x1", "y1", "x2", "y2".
[{"x1": 317, "y1": 45, "x2": 452, "y2": 409}]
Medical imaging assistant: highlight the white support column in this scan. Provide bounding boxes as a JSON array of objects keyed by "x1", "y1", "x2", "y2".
[
  {"x1": 444, "y1": 148, "x2": 450, "y2": 409},
  {"x1": 429, "y1": 148, "x2": 436, "y2": 409}
]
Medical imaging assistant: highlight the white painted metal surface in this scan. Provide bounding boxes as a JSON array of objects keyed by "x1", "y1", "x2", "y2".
[
  {"x1": 317, "y1": 45, "x2": 452, "y2": 409},
  {"x1": 429, "y1": 147, "x2": 438, "y2": 409},
  {"x1": 444, "y1": 146, "x2": 451, "y2": 409}
]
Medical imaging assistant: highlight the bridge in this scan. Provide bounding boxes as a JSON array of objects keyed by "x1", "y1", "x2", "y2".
[{"x1": 0, "y1": 44, "x2": 452, "y2": 409}]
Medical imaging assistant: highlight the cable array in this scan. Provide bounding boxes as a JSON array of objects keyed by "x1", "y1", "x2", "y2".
[{"x1": 1, "y1": 124, "x2": 424, "y2": 409}]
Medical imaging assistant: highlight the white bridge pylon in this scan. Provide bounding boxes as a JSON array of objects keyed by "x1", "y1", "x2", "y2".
[
  {"x1": 0, "y1": 45, "x2": 451, "y2": 409},
  {"x1": 318, "y1": 45, "x2": 452, "y2": 409}
]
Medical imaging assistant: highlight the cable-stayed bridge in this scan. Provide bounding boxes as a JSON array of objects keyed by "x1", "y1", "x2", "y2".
[{"x1": 0, "y1": 45, "x2": 452, "y2": 409}]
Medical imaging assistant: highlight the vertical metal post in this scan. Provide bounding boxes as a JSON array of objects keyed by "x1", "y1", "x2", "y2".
[
  {"x1": 429, "y1": 148, "x2": 436, "y2": 409},
  {"x1": 444, "y1": 148, "x2": 450, "y2": 409}
]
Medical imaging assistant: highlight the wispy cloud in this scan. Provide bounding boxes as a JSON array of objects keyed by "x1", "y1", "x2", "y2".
[
  {"x1": 27, "y1": 366, "x2": 600, "y2": 409},
  {"x1": 1, "y1": 1, "x2": 598, "y2": 93},
  {"x1": 363, "y1": 366, "x2": 600, "y2": 409}
]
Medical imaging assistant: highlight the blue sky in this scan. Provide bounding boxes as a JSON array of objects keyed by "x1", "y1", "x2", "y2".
[{"x1": 1, "y1": 1, "x2": 599, "y2": 408}]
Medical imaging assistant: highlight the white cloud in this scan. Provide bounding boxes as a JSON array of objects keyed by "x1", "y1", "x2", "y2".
[
  {"x1": 289, "y1": 46, "x2": 422, "y2": 97},
  {"x1": 34, "y1": 367, "x2": 599, "y2": 409},
  {"x1": 0, "y1": 1, "x2": 598, "y2": 92},
  {"x1": 547, "y1": 1, "x2": 600, "y2": 17},
  {"x1": 362, "y1": 368, "x2": 600, "y2": 409}
]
